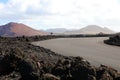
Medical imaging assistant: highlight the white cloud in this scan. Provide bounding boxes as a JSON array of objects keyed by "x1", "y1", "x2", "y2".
[
  {"x1": 0, "y1": 0, "x2": 120, "y2": 31},
  {"x1": 0, "y1": 3, "x2": 4, "y2": 9}
]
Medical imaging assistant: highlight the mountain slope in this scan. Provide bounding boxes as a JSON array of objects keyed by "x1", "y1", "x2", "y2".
[
  {"x1": 46, "y1": 28, "x2": 68, "y2": 33},
  {"x1": 0, "y1": 22, "x2": 48, "y2": 36},
  {"x1": 65, "y1": 25, "x2": 115, "y2": 34}
]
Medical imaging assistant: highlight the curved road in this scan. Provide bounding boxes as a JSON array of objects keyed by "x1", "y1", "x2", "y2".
[{"x1": 33, "y1": 37, "x2": 120, "y2": 71}]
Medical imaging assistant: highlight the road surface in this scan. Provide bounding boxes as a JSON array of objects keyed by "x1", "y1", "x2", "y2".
[{"x1": 32, "y1": 37, "x2": 120, "y2": 71}]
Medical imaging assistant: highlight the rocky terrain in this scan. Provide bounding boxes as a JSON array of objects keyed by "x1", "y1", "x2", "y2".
[
  {"x1": 104, "y1": 35, "x2": 120, "y2": 46},
  {"x1": 0, "y1": 36, "x2": 120, "y2": 80}
]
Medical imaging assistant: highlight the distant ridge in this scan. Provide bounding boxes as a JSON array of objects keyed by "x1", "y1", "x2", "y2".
[
  {"x1": 0, "y1": 22, "x2": 48, "y2": 37},
  {"x1": 46, "y1": 28, "x2": 68, "y2": 33},
  {"x1": 65, "y1": 25, "x2": 115, "y2": 34}
]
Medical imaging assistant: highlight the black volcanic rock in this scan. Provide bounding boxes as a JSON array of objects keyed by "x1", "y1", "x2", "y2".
[
  {"x1": 0, "y1": 36, "x2": 120, "y2": 80},
  {"x1": 104, "y1": 35, "x2": 120, "y2": 46}
]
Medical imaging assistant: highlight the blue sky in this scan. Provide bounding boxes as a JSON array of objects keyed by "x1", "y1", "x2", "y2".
[
  {"x1": 0, "y1": 0, "x2": 8, "y2": 3},
  {"x1": 0, "y1": 0, "x2": 120, "y2": 32}
]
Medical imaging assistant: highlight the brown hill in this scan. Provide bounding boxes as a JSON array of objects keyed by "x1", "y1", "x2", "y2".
[
  {"x1": 65, "y1": 25, "x2": 115, "y2": 34},
  {"x1": 0, "y1": 22, "x2": 48, "y2": 37}
]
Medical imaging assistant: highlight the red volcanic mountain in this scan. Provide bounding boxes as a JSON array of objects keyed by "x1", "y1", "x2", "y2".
[{"x1": 0, "y1": 22, "x2": 48, "y2": 37}]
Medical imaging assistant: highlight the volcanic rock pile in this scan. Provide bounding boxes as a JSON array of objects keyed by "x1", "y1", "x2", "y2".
[
  {"x1": 0, "y1": 36, "x2": 120, "y2": 80},
  {"x1": 104, "y1": 35, "x2": 120, "y2": 46},
  {"x1": 0, "y1": 50, "x2": 120, "y2": 80}
]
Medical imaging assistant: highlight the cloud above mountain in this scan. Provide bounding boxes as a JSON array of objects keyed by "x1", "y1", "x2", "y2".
[{"x1": 0, "y1": 0, "x2": 120, "y2": 31}]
